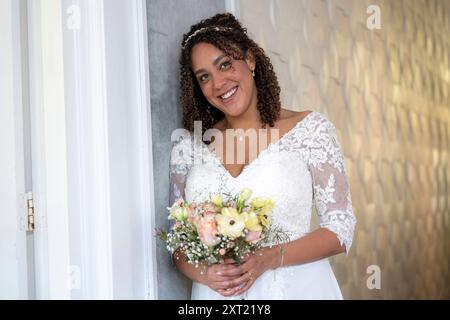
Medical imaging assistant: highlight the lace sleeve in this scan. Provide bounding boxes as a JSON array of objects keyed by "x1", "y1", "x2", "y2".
[
  {"x1": 168, "y1": 132, "x2": 193, "y2": 265},
  {"x1": 169, "y1": 132, "x2": 193, "y2": 205},
  {"x1": 308, "y1": 114, "x2": 356, "y2": 254}
]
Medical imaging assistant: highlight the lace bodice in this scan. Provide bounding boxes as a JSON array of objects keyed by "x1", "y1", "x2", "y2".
[{"x1": 169, "y1": 111, "x2": 356, "y2": 253}]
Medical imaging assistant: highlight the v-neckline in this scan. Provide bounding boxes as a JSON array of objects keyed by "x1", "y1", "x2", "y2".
[{"x1": 201, "y1": 111, "x2": 315, "y2": 180}]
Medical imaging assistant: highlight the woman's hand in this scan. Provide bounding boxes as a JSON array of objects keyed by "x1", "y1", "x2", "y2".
[
  {"x1": 201, "y1": 260, "x2": 246, "y2": 297},
  {"x1": 216, "y1": 247, "x2": 280, "y2": 296},
  {"x1": 174, "y1": 250, "x2": 244, "y2": 296}
]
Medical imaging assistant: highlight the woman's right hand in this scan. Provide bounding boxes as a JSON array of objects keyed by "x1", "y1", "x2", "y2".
[{"x1": 201, "y1": 260, "x2": 244, "y2": 297}]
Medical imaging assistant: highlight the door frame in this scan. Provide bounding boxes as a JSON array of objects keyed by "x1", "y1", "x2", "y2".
[{"x1": 26, "y1": 0, "x2": 157, "y2": 299}]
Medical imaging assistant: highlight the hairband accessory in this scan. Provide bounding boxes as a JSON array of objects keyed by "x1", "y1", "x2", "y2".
[{"x1": 182, "y1": 26, "x2": 234, "y2": 49}]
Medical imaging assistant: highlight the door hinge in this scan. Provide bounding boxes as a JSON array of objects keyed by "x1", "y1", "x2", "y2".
[{"x1": 26, "y1": 192, "x2": 35, "y2": 232}]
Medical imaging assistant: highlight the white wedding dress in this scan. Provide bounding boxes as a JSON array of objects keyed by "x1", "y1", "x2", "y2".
[{"x1": 169, "y1": 111, "x2": 356, "y2": 300}]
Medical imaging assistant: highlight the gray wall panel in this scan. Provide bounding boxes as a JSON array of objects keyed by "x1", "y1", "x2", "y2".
[{"x1": 147, "y1": 0, "x2": 226, "y2": 300}]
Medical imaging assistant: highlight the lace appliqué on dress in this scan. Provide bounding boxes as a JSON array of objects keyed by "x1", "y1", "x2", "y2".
[
  {"x1": 274, "y1": 112, "x2": 356, "y2": 253},
  {"x1": 169, "y1": 133, "x2": 194, "y2": 204},
  {"x1": 300, "y1": 113, "x2": 356, "y2": 253}
]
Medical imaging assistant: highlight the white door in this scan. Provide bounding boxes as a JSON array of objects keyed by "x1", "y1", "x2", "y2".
[{"x1": 1, "y1": 0, "x2": 157, "y2": 299}]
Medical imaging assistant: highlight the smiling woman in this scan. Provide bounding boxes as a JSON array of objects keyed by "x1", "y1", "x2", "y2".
[
  {"x1": 178, "y1": 13, "x2": 281, "y2": 134},
  {"x1": 169, "y1": 12, "x2": 356, "y2": 300},
  {"x1": 190, "y1": 42, "x2": 256, "y2": 118}
]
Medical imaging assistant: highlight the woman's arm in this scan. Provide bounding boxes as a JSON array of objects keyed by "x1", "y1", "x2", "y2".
[
  {"x1": 273, "y1": 227, "x2": 346, "y2": 267},
  {"x1": 172, "y1": 250, "x2": 208, "y2": 284},
  {"x1": 217, "y1": 227, "x2": 346, "y2": 296}
]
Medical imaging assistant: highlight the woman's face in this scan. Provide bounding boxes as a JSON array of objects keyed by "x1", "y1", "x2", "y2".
[{"x1": 190, "y1": 42, "x2": 257, "y2": 118}]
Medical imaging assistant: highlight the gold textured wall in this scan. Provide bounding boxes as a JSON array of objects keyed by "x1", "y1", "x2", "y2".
[{"x1": 238, "y1": 0, "x2": 450, "y2": 299}]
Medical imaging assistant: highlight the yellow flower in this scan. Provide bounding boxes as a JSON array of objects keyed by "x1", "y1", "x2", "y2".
[
  {"x1": 264, "y1": 198, "x2": 275, "y2": 210},
  {"x1": 211, "y1": 195, "x2": 223, "y2": 207},
  {"x1": 251, "y1": 197, "x2": 265, "y2": 209},
  {"x1": 258, "y1": 212, "x2": 270, "y2": 227},
  {"x1": 238, "y1": 188, "x2": 252, "y2": 202},
  {"x1": 258, "y1": 198, "x2": 275, "y2": 217},
  {"x1": 242, "y1": 211, "x2": 262, "y2": 232},
  {"x1": 216, "y1": 207, "x2": 246, "y2": 239}
]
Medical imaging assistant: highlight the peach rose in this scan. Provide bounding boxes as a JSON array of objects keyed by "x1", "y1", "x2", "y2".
[
  {"x1": 245, "y1": 229, "x2": 262, "y2": 244},
  {"x1": 174, "y1": 198, "x2": 184, "y2": 206},
  {"x1": 197, "y1": 214, "x2": 220, "y2": 247},
  {"x1": 188, "y1": 210, "x2": 200, "y2": 227},
  {"x1": 202, "y1": 202, "x2": 217, "y2": 214}
]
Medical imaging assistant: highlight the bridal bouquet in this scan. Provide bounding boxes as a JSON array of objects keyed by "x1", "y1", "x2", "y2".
[{"x1": 159, "y1": 188, "x2": 287, "y2": 266}]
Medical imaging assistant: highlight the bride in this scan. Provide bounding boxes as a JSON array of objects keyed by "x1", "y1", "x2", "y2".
[{"x1": 169, "y1": 13, "x2": 356, "y2": 299}]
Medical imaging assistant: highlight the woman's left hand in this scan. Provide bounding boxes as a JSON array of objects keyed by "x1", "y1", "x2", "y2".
[{"x1": 218, "y1": 246, "x2": 279, "y2": 296}]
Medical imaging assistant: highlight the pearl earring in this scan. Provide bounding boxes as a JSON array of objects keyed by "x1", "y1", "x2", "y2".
[{"x1": 252, "y1": 69, "x2": 255, "y2": 77}]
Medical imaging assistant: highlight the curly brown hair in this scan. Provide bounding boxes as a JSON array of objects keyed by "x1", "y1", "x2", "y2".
[{"x1": 179, "y1": 13, "x2": 281, "y2": 134}]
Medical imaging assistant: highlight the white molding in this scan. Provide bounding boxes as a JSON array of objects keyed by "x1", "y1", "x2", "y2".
[
  {"x1": 62, "y1": 0, "x2": 155, "y2": 299},
  {"x1": 80, "y1": 0, "x2": 114, "y2": 299},
  {"x1": 131, "y1": 0, "x2": 158, "y2": 300},
  {"x1": 63, "y1": 0, "x2": 114, "y2": 299}
]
